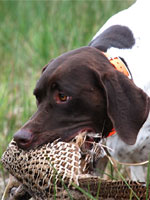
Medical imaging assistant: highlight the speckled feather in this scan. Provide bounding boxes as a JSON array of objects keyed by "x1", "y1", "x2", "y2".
[
  {"x1": 1, "y1": 138, "x2": 150, "y2": 200},
  {"x1": 1, "y1": 132, "x2": 104, "y2": 199}
]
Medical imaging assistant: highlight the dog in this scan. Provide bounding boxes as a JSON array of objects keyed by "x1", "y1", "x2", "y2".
[{"x1": 14, "y1": 0, "x2": 150, "y2": 182}]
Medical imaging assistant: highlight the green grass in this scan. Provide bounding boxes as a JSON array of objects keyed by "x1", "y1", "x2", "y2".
[{"x1": 0, "y1": 0, "x2": 135, "y2": 194}]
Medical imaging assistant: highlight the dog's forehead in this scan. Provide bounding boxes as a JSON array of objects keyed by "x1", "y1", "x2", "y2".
[
  {"x1": 46, "y1": 46, "x2": 99, "y2": 72},
  {"x1": 41, "y1": 47, "x2": 98, "y2": 79},
  {"x1": 35, "y1": 46, "x2": 106, "y2": 93}
]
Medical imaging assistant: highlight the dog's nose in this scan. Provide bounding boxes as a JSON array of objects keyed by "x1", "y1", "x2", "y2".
[{"x1": 14, "y1": 129, "x2": 33, "y2": 150}]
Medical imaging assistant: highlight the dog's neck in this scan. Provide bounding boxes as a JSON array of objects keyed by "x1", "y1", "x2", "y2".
[
  {"x1": 106, "y1": 47, "x2": 150, "y2": 97},
  {"x1": 102, "y1": 52, "x2": 133, "y2": 80}
]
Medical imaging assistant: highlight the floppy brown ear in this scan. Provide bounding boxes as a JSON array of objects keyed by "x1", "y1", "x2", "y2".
[{"x1": 100, "y1": 69, "x2": 150, "y2": 145}]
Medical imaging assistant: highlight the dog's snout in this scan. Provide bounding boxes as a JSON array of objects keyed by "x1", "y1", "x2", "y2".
[{"x1": 14, "y1": 129, "x2": 33, "y2": 150}]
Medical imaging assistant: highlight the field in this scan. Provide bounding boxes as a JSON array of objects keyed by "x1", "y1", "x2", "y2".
[{"x1": 0, "y1": 0, "x2": 135, "y2": 198}]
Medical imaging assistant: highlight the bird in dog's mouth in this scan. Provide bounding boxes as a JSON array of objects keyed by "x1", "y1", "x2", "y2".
[{"x1": 1, "y1": 131, "x2": 106, "y2": 199}]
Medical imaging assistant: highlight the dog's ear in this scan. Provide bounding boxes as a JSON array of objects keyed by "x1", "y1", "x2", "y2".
[
  {"x1": 41, "y1": 59, "x2": 54, "y2": 73},
  {"x1": 96, "y1": 67, "x2": 150, "y2": 145}
]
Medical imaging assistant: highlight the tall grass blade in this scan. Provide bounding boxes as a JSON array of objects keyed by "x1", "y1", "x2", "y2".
[{"x1": 146, "y1": 155, "x2": 150, "y2": 200}]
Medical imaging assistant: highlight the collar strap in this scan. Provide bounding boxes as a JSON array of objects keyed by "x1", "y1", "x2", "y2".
[
  {"x1": 102, "y1": 52, "x2": 132, "y2": 137},
  {"x1": 103, "y1": 52, "x2": 132, "y2": 80}
]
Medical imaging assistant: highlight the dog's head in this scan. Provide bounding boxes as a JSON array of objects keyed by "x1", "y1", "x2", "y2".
[{"x1": 14, "y1": 46, "x2": 150, "y2": 150}]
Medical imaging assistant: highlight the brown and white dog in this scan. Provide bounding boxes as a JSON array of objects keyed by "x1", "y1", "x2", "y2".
[{"x1": 14, "y1": 0, "x2": 150, "y2": 181}]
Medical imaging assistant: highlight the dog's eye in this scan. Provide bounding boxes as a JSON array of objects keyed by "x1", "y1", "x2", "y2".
[
  {"x1": 55, "y1": 92, "x2": 71, "y2": 104},
  {"x1": 59, "y1": 93, "x2": 68, "y2": 101}
]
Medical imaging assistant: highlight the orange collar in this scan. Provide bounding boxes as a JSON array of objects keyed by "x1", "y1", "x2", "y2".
[
  {"x1": 103, "y1": 52, "x2": 132, "y2": 137},
  {"x1": 103, "y1": 52, "x2": 132, "y2": 80}
]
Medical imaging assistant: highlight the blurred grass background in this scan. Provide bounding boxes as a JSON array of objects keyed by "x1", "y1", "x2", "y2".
[{"x1": 0, "y1": 0, "x2": 134, "y2": 181}]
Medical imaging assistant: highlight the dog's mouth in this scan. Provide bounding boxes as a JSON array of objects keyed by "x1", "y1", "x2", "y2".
[
  {"x1": 64, "y1": 128, "x2": 97, "y2": 142},
  {"x1": 65, "y1": 128, "x2": 102, "y2": 152},
  {"x1": 14, "y1": 127, "x2": 100, "y2": 151}
]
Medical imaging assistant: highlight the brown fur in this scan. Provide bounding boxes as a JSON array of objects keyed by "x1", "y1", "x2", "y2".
[{"x1": 14, "y1": 46, "x2": 150, "y2": 150}]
